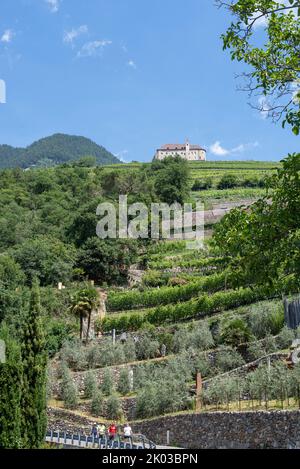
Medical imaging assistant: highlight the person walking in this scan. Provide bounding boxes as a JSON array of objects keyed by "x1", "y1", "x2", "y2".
[
  {"x1": 91, "y1": 423, "x2": 98, "y2": 439},
  {"x1": 123, "y1": 423, "x2": 133, "y2": 445},
  {"x1": 108, "y1": 423, "x2": 117, "y2": 441},
  {"x1": 97, "y1": 423, "x2": 106, "y2": 440}
]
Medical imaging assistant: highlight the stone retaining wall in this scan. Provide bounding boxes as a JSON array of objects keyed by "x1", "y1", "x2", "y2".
[
  {"x1": 133, "y1": 410, "x2": 300, "y2": 449},
  {"x1": 47, "y1": 407, "x2": 300, "y2": 449}
]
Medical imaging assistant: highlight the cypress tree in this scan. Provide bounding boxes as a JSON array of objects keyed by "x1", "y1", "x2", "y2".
[
  {"x1": 21, "y1": 279, "x2": 47, "y2": 448},
  {"x1": 0, "y1": 325, "x2": 23, "y2": 448}
]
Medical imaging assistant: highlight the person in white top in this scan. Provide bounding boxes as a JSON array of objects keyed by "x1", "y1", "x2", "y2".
[{"x1": 123, "y1": 423, "x2": 133, "y2": 442}]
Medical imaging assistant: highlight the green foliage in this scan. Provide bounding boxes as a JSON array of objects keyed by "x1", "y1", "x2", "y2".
[
  {"x1": 21, "y1": 280, "x2": 47, "y2": 448},
  {"x1": 107, "y1": 272, "x2": 229, "y2": 311},
  {"x1": 84, "y1": 371, "x2": 98, "y2": 399},
  {"x1": 219, "y1": 317, "x2": 252, "y2": 347},
  {"x1": 135, "y1": 333, "x2": 160, "y2": 360},
  {"x1": 218, "y1": 0, "x2": 300, "y2": 134},
  {"x1": 77, "y1": 238, "x2": 138, "y2": 285},
  {"x1": 214, "y1": 346, "x2": 245, "y2": 372},
  {"x1": 173, "y1": 322, "x2": 214, "y2": 353},
  {"x1": 62, "y1": 379, "x2": 78, "y2": 409},
  {"x1": 0, "y1": 133, "x2": 120, "y2": 169},
  {"x1": 12, "y1": 235, "x2": 76, "y2": 286},
  {"x1": 106, "y1": 394, "x2": 123, "y2": 420},
  {"x1": 247, "y1": 302, "x2": 284, "y2": 338},
  {"x1": 117, "y1": 368, "x2": 131, "y2": 395},
  {"x1": 152, "y1": 156, "x2": 190, "y2": 204},
  {"x1": 102, "y1": 285, "x2": 271, "y2": 332},
  {"x1": 91, "y1": 390, "x2": 104, "y2": 417},
  {"x1": 217, "y1": 174, "x2": 238, "y2": 190},
  {"x1": 192, "y1": 178, "x2": 213, "y2": 191},
  {"x1": 212, "y1": 154, "x2": 300, "y2": 290},
  {"x1": 276, "y1": 326, "x2": 295, "y2": 349},
  {"x1": 0, "y1": 325, "x2": 23, "y2": 448},
  {"x1": 101, "y1": 368, "x2": 114, "y2": 396}
]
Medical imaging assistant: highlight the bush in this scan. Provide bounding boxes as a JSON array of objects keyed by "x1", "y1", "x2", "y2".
[
  {"x1": 91, "y1": 390, "x2": 104, "y2": 417},
  {"x1": 101, "y1": 368, "x2": 114, "y2": 396},
  {"x1": 219, "y1": 317, "x2": 252, "y2": 347},
  {"x1": 135, "y1": 334, "x2": 160, "y2": 360},
  {"x1": 248, "y1": 302, "x2": 284, "y2": 339},
  {"x1": 191, "y1": 178, "x2": 213, "y2": 191},
  {"x1": 173, "y1": 322, "x2": 214, "y2": 353},
  {"x1": 123, "y1": 338, "x2": 137, "y2": 363},
  {"x1": 276, "y1": 326, "x2": 295, "y2": 349},
  {"x1": 106, "y1": 394, "x2": 123, "y2": 420},
  {"x1": 60, "y1": 340, "x2": 87, "y2": 371},
  {"x1": 214, "y1": 346, "x2": 245, "y2": 372},
  {"x1": 117, "y1": 368, "x2": 131, "y2": 396},
  {"x1": 246, "y1": 341, "x2": 266, "y2": 361},
  {"x1": 62, "y1": 373, "x2": 78, "y2": 409},
  {"x1": 84, "y1": 371, "x2": 98, "y2": 399},
  {"x1": 217, "y1": 174, "x2": 238, "y2": 190}
]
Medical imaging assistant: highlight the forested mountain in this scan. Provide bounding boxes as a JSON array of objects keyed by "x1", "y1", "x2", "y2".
[{"x1": 0, "y1": 134, "x2": 121, "y2": 169}]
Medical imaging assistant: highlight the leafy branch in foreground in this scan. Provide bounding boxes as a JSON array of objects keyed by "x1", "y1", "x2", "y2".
[{"x1": 217, "y1": 0, "x2": 300, "y2": 134}]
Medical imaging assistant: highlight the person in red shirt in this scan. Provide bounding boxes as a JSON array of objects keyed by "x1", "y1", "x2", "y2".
[{"x1": 108, "y1": 423, "x2": 117, "y2": 441}]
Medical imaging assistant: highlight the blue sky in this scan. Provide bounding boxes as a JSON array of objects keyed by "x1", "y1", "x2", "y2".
[{"x1": 0, "y1": 0, "x2": 298, "y2": 162}]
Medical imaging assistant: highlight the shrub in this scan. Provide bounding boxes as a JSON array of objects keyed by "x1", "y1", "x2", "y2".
[
  {"x1": 219, "y1": 317, "x2": 252, "y2": 347},
  {"x1": 247, "y1": 302, "x2": 284, "y2": 338},
  {"x1": 135, "y1": 334, "x2": 159, "y2": 360},
  {"x1": 123, "y1": 338, "x2": 137, "y2": 362},
  {"x1": 60, "y1": 340, "x2": 87, "y2": 371},
  {"x1": 84, "y1": 371, "x2": 98, "y2": 399},
  {"x1": 276, "y1": 326, "x2": 295, "y2": 349},
  {"x1": 214, "y1": 346, "x2": 245, "y2": 372},
  {"x1": 246, "y1": 341, "x2": 266, "y2": 361},
  {"x1": 91, "y1": 390, "x2": 104, "y2": 417},
  {"x1": 106, "y1": 394, "x2": 123, "y2": 420},
  {"x1": 117, "y1": 368, "x2": 131, "y2": 396},
  {"x1": 61, "y1": 369, "x2": 78, "y2": 410},
  {"x1": 101, "y1": 368, "x2": 114, "y2": 396},
  {"x1": 192, "y1": 178, "x2": 213, "y2": 191},
  {"x1": 217, "y1": 174, "x2": 238, "y2": 189}
]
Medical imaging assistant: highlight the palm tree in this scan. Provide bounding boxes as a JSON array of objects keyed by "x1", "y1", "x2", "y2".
[{"x1": 70, "y1": 287, "x2": 98, "y2": 343}]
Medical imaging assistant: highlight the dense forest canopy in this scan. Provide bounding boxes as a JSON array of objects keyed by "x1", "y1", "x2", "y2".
[{"x1": 0, "y1": 134, "x2": 121, "y2": 169}]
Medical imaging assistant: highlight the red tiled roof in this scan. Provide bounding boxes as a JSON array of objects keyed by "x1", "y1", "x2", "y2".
[{"x1": 159, "y1": 143, "x2": 205, "y2": 151}]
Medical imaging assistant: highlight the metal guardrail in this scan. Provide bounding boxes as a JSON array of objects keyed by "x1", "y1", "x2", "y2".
[{"x1": 45, "y1": 431, "x2": 156, "y2": 450}]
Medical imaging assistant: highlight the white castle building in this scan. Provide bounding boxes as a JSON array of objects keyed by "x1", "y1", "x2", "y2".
[{"x1": 154, "y1": 140, "x2": 206, "y2": 161}]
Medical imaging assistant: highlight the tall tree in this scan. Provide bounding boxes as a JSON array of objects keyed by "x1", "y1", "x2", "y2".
[
  {"x1": 70, "y1": 286, "x2": 99, "y2": 342},
  {"x1": 21, "y1": 279, "x2": 47, "y2": 448},
  {"x1": 217, "y1": 0, "x2": 300, "y2": 134},
  {"x1": 212, "y1": 152, "x2": 300, "y2": 290},
  {"x1": 0, "y1": 325, "x2": 23, "y2": 448}
]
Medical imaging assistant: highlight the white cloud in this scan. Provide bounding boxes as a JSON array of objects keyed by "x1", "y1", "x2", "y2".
[
  {"x1": 252, "y1": 14, "x2": 268, "y2": 29},
  {"x1": 210, "y1": 141, "x2": 259, "y2": 157},
  {"x1": 209, "y1": 141, "x2": 229, "y2": 156},
  {"x1": 77, "y1": 40, "x2": 112, "y2": 58},
  {"x1": 115, "y1": 150, "x2": 129, "y2": 163},
  {"x1": 258, "y1": 96, "x2": 272, "y2": 119},
  {"x1": 127, "y1": 60, "x2": 137, "y2": 69},
  {"x1": 45, "y1": 0, "x2": 60, "y2": 13},
  {"x1": 63, "y1": 25, "x2": 88, "y2": 45},
  {"x1": 1, "y1": 29, "x2": 14, "y2": 43}
]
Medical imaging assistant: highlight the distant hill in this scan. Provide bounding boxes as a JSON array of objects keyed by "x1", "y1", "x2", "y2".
[{"x1": 0, "y1": 134, "x2": 121, "y2": 169}]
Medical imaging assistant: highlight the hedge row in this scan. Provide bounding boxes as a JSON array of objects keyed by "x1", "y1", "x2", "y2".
[
  {"x1": 107, "y1": 272, "x2": 230, "y2": 311},
  {"x1": 148, "y1": 256, "x2": 227, "y2": 271},
  {"x1": 101, "y1": 286, "x2": 273, "y2": 333}
]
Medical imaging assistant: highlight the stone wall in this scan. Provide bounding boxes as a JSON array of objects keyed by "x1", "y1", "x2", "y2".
[
  {"x1": 133, "y1": 410, "x2": 300, "y2": 449},
  {"x1": 47, "y1": 407, "x2": 300, "y2": 449}
]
